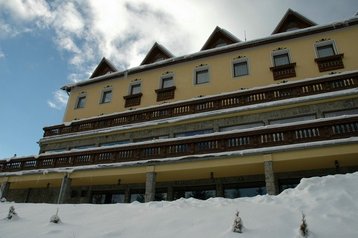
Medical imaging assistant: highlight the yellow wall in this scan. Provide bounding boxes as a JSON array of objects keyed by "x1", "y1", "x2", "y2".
[{"x1": 63, "y1": 26, "x2": 358, "y2": 122}]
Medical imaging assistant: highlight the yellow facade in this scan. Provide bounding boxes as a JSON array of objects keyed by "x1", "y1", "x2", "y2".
[{"x1": 64, "y1": 25, "x2": 358, "y2": 122}]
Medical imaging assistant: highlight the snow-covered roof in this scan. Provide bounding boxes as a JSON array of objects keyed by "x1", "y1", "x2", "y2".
[
  {"x1": 200, "y1": 26, "x2": 240, "y2": 51},
  {"x1": 62, "y1": 16, "x2": 358, "y2": 91},
  {"x1": 272, "y1": 8, "x2": 317, "y2": 34}
]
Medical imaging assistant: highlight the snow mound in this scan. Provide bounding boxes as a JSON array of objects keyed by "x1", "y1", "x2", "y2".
[{"x1": 1, "y1": 172, "x2": 358, "y2": 238}]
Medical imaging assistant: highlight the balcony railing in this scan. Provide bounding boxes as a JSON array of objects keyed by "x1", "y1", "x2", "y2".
[
  {"x1": 123, "y1": 93, "x2": 142, "y2": 107},
  {"x1": 43, "y1": 72, "x2": 358, "y2": 137},
  {"x1": 270, "y1": 63, "x2": 296, "y2": 80},
  {"x1": 155, "y1": 86, "x2": 176, "y2": 101},
  {"x1": 3, "y1": 115, "x2": 358, "y2": 173},
  {"x1": 315, "y1": 54, "x2": 344, "y2": 72}
]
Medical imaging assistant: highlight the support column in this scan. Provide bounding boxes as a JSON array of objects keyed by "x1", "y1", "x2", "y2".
[
  {"x1": 264, "y1": 160, "x2": 278, "y2": 195},
  {"x1": 124, "y1": 186, "x2": 130, "y2": 203},
  {"x1": 216, "y1": 180, "x2": 224, "y2": 197},
  {"x1": 167, "y1": 186, "x2": 174, "y2": 201},
  {"x1": 57, "y1": 174, "x2": 72, "y2": 204},
  {"x1": 0, "y1": 180, "x2": 10, "y2": 200},
  {"x1": 145, "y1": 171, "x2": 157, "y2": 202}
]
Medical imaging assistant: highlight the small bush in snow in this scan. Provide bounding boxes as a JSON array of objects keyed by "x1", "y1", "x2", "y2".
[
  {"x1": 232, "y1": 210, "x2": 243, "y2": 233},
  {"x1": 50, "y1": 208, "x2": 61, "y2": 224},
  {"x1": 7, "y1": 206, "x2": 18, "y2": 220},
  {"x1": 299, "y1": 213, "x2": 309, "y2": 237}
]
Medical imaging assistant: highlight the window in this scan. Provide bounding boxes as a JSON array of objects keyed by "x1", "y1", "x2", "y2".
[
  {"x1": 269, "y1": 114, "x2": 316, "y2": 125},
  {"x1": 161, "y1": 76, "x2": 174, "y2": 88},
  {"x1": 130, "y1": 83, "x2": 141, "y2": 95},
  {"x1": 270, "y1": 49, "x2": 296, "y2": 80},
  {"x1": 314, "y1": 40, "x2": 344, "y2": 72},
  {"x1": 315, "y1": 40, "x2": 337, "y2": 58},
  {"x1": 194, "y1": 66, "x2": 209, "y2": 85},
  {"x1": 174, "y1": 129, "x2": 214, "y2": 138},
  {"x1": 316, "y1": 44, "x2": 335, "y2": 58},
  {"x1": 75, "y1": 95, "x2": 86, "y2": 109},
  {"x1": 233, "y1": 58, "x2": 249, "y2": 77},
  {"x1": 273, "y1": 52, "x2": 290, "y2": 66},
  {"x1": 219, "y1": 122, "x2": 264, "y2": 132},
  {"x1": 124, "y1": 82, "x2": 142, "y2": 107},
  {"x1": 100, "y1": 90, "x2": 112, "y2": 104}
]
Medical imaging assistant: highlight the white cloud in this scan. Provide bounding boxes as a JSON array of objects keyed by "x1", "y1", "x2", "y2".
[
  {"x1": 47, "y1": 90, "x2": 68, "y2": 110},
  {"x1": 0, "y1": 0, "x2": 357, "y2": 110},
  {"x1": 0, "y1": 50, "x2": 5, "y2": 59}
]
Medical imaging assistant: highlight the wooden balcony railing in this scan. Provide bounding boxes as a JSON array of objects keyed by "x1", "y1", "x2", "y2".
[
  {"x1": 123, "y1": 93, "x2": 142, "y2": 107},
  {"x1": 43, "y1": 72, "x2": 358, "y2": 137},
  {"x1": 270, "y1": 63, "x2": 296, "y2": 80},
  {"x1": 315, "y1": 54, "x2": 344, "y2": 72},
  {"x1": 155, "y1": 86, "x2": 176, "y2": 101},
  {"x1": 3, "y1": 115, "x2": 358, "y2": 173}
]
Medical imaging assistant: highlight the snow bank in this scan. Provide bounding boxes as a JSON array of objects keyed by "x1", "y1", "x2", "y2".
[{"x1": 1, "y1": 173, "x2": 358, "y2": 238}]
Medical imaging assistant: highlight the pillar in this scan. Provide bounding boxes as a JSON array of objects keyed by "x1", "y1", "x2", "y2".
[
  {"x1": 145, "y1": 172, "x2": 156, "y2": 202},
  {"x1": 167, "y1": 186, "x2": 174, "y2": 201},
  {"x1": 57, "y1": 174, "x2": 72, "y2": 204},
  {"x1": 216, "y1": 181, "x2": 224, "y2": 197},
  {"x1": 264, "y1": 160, "x2": 278, "y2": 195},
  {"x1": 0, "y1": 180, "x2": 10, "y2": 200}
]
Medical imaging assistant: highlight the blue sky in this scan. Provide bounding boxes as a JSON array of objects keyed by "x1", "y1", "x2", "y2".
[{"x1": 0, "y1": 0, "x2": 357, "y2": 159}]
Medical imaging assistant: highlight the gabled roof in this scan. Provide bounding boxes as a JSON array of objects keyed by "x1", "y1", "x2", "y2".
[
  {"x1": 272, "y1": 9, "x2": 317, "y2": 34},
  {"x1": 90, "y1": 57, "x2": 118, "y2": 79},
  {"x1": 201, "y1": 26, "x2": 240, "y2": 51},
  {"x1": 140, "y1": 42, "x2": 174, "y2": 65}
]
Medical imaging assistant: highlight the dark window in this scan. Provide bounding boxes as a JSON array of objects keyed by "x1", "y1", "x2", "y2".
[
  {"x1": 195, "y1": 69, "x2": 209, "y2": 84},
  {"x1": 273, "y1": 53, "x2": 290, "y2": 66},
  {"x1": 174, "y1": 129, "x2": 214, "y2": 138},
  {"x1": 76, "y1": 96, "x2": 86, "y2": 109},
  {"x1": 316, "y1": 44, "x2": 335, "y2": 58},
  {"x1": 233, "y1": 61, "x2": 249, "y2": 77},
  {"x1": 130, "y1": 84, "x2": 141, "y2": 95},
  {"x1": 100, "y1": 90, "x2": 112, "y2": 103}
]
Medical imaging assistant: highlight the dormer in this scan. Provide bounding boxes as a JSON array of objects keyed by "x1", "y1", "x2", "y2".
[
  {"x1": 140, "y1": 42, "x2": 174, "y2": 65},
  {"x1": 201, "y1": 26, "x2": 240, "y2": 51},
  {"x1": 90, "y1": 57, "x2": 118, "y2": 79},
  {"x1": 272, "y1": 9, "x2": 316, "y2": 34}
]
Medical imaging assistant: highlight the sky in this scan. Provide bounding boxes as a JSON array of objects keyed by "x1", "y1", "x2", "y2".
[{"x1": 0, "y1": 0, "x2": 357, "y2": 159}]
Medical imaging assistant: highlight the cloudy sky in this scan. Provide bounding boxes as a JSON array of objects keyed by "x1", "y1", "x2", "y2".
[{"x1": 0, "y1": 0, "x2": 357, "y2": 159}]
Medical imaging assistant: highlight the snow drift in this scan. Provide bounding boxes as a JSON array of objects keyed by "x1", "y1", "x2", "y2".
[{"x1": 1, "y1": 172, "x2": 358, "y2": 238}]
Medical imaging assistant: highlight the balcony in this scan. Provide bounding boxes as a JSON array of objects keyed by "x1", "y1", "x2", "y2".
[
  {"x1": 3, "y1": 115, "x2": 358, "y2": 173},
  {"x1": 123, "y1": 93, "x2": 142, "y2": 107},
  {"x1": 43, "y1": 72, "x2": 358, "y2": 137},
  {"x1": 315, "y1": 54, "x2": 344, "y2": 72},
  {"x1": 155, "y1": 86, "x2": 176, "y2": 101},
  {"x1": 270, "y1": 63, "x2": 296, "y2": 80}
]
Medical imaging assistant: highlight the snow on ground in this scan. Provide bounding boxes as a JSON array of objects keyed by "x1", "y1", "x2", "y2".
[{"x1": 1, "y1": 173, "x2": 358, "y2": 238}]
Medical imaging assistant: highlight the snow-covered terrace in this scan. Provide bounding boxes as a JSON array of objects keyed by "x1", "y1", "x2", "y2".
[{"x1": 2, "y1": 114, "x2": 358, "y2": 175}]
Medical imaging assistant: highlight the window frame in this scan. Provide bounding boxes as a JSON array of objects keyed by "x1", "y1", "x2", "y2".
[
  {"x1": 272, "y1": 49, "x2": 291, "y2": 67},
  {"x1": 160, "y1": 74, "x2": 175, "y2": 89},
  {"x1": 193, "y1": 65, "x2": 210, "y2": 85},
  {"x1": 75, "y1": 94, "x2": 87, "y2": 109},
  {"x1": 100, "y1": 88, "x2": 113, "y2": 104},
  {"x1": 232, "y1": 57, "x2": 249, "y2": 78},
  {"x1": 129, "y1": 82, "x2": 142, "y2": 95},
  {"x1": 314, "y1": 40, "x2": 338, "y2": 58}
]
